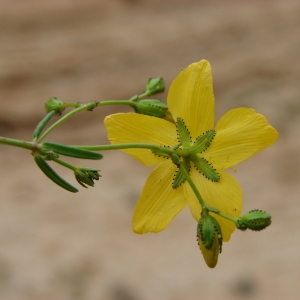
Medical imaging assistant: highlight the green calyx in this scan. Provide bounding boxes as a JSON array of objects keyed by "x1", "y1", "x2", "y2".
[
  {"x1": 174, "y1": 118, "x2": 219, "y2": 182},
  {"x1": 152, "y1": 118, "x2": 220, "y2": 184}
]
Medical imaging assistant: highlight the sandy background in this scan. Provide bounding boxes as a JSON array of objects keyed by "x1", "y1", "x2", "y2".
[{"x1": 0, "y1": 1, "x2": 299, "y2": 299}]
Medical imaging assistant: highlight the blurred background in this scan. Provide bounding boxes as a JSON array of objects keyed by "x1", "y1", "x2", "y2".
[{"x1": 0, "y1": 0, "x2": 299, "y2": 299}]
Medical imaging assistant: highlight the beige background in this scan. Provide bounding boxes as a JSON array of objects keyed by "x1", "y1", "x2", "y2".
[{"x1": 0, "y1": 1, "x2": 299, "y2": 299}]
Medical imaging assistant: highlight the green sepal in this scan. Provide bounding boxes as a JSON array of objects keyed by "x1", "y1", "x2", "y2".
[
  {"x1": 191, "y1": 155, "x2": 220, "y2": 182},
  {"x1": 237, "y1": 209, "x2": 271, "y2": 231},
  {"x1": 32, "y1": 110, "x2": 56, "y2": 140},
  {"x1": 190, "y1": 130, "x2": 215, "y2": 154},
  {"x1": 33, "y1": 155, "x2": 78, "y2": 193},
  {"x1": 172, "y1": 157, "x2": 190, "y2": 188},
  {"x1": 176, "y1": 118, "x2": 191, "y2": 149},
  {"x1": 42, "y1": 142, "x2": 103, "y2": 160}
]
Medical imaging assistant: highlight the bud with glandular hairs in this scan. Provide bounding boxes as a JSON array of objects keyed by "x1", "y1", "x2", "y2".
[
  {"x1": 197, "y1": 211, "x2": 223, "y2": 268},
  {"x1": 133, "y1": 99, "x2": 167, "y2": 118},
  {"x1": 237, "y1": 209, "x2": 271, "y2": 231}
]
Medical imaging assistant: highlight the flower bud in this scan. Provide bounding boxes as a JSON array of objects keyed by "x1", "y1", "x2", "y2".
[
  {"x1": 74, "y1": 167, "x2": 101, "y2": 188},
  {"x1": 197, "y1": 212, "x2": 223, "y2": 268},
  {"x1": 237, "y1": 209, "x2": 271, "y2": 231},
  {"x1": 133, "y1": 99, "x2": 167, "y2": 118},
  {"x1": 44, "y1": 97, "x2": 65, "y2": 115},
  {"x1": 145, "y1": 77, "x2": 165, "y2": 95}
]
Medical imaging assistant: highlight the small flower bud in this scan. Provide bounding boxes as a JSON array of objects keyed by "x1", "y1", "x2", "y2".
[
  {"x1": 237, "y1": 209, "x2": 271, "y2": 231},
  {"x1": 133, "y1": 99, "x2": 167, "y2": 118},
  {"x1": 197, "y1": 212, "x2": 223, "y2": 268},
  {"x1": 44, "y1": 97, "x2": 65, "y2": 115},
  {"x1": 74, "y1": 167, "x2": 101, "y2": 188},
  {"x1": 145, "y1": 77, "x2": 165, "y2": 95}
]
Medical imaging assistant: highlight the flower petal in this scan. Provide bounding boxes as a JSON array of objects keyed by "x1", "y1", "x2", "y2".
[
  {"x1": 184, "y1": 167, "x2": 243, "y2": 242},
  {"x1": 167, "y1": 60, "x2": 215, "y2": 140},
  {"x1": 132, "y1": 161, "x2": 187, "y2": 233},
  {"x1": 202, "y1": 108, "x2": 279, "y2": 169},
  {"x1": 104, "y1": 113, "x2": 177, "y2": 166}
]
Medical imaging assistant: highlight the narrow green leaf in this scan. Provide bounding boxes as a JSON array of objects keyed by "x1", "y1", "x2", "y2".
[
  {"x1": 34, "y1": 155, "x2": 78, "y2": 193},
  {"x1": 42, "y1": 142, "x2": 103, "y2": 160},
  {"x1": 32, "y1": 110, "x2": 56, "y2": 139}
]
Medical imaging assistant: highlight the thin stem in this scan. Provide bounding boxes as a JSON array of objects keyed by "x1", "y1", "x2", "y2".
[
  {"x1": 179, "y1": 160, "x2": 240, "y2": 226},
  {"x1": 73, "y1": 143, "x2": 175, "y2": 155},
  {"x1": 97, "y1": 100, "x2": 135, "y2": 108},
  {"x1": 213, "y1": 211, "x2": 239, "y2": 227},
  {"x1": 178, "y1": 163, "x2": 206, "y2": 208},
  {"x1": 37, "y1": 102, "x2": 97, "y2": 142},
  {"x1": 52, "y1": 156, "x2": 76, "y2": 171},
  {"x1": 37, "y1": 100, "x2": 136, "y2": 142},
  {"x1": 0, "y1": 136, "x2": 37, "y2": 151}
]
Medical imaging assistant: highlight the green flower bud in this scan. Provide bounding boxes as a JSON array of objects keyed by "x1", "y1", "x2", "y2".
[
  {"x1": 145, "y1": 77, "x2": 165, "y2": 95},
  {"x1": 133, "y1": 99, "x2": 167, "y2": 118},
  {"x1": 197, "y1": 211, "x2": 223, "y2": 268},
  {"x1": 237, "y1": 209, "x2": 271, "y2": 231},
  {"x1": 44, "y1": 97, "x2": 65, "y2": 115},
  {"x1": 74, "y1": 167, "x2": 101, "y2": 188}
]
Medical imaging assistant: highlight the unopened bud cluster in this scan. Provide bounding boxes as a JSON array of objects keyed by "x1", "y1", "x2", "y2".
[{"x1": 74, "y1": 167, "x2": 101, "y2": 188}]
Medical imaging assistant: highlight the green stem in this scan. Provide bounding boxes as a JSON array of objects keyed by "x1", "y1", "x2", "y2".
[
  {"x1": 213, "y1": 211, "x2": 239, "y2": 227},
  {"x1": 37, "y1": 100, "x2": 136, "y2": 142},
  {"x1": 178, "y1": 163, "x2": 206, "y2": 208},
  {"x1": 36, "y1": 102, "x2": 97, "y2": 142},
  {"x1": 73, "y1": 143, "x2": 175, "y2": 155},
  {"x1": 52, "y1": 156, "x2": 76, "y2": 171},
  {"x1": 179, "y1": 160, "x2": 240, "y2": 226},
  {"x1": 97, "y1": 100, "x2": 135, "y2": 108},
  {"x1": 0, "y1": 136, "x2": 37, "y2": 151}
]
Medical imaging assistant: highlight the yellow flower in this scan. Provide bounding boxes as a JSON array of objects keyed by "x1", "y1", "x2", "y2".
[{"x1": 104, "y1": 60, "x2": 278, "y2": 241}]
